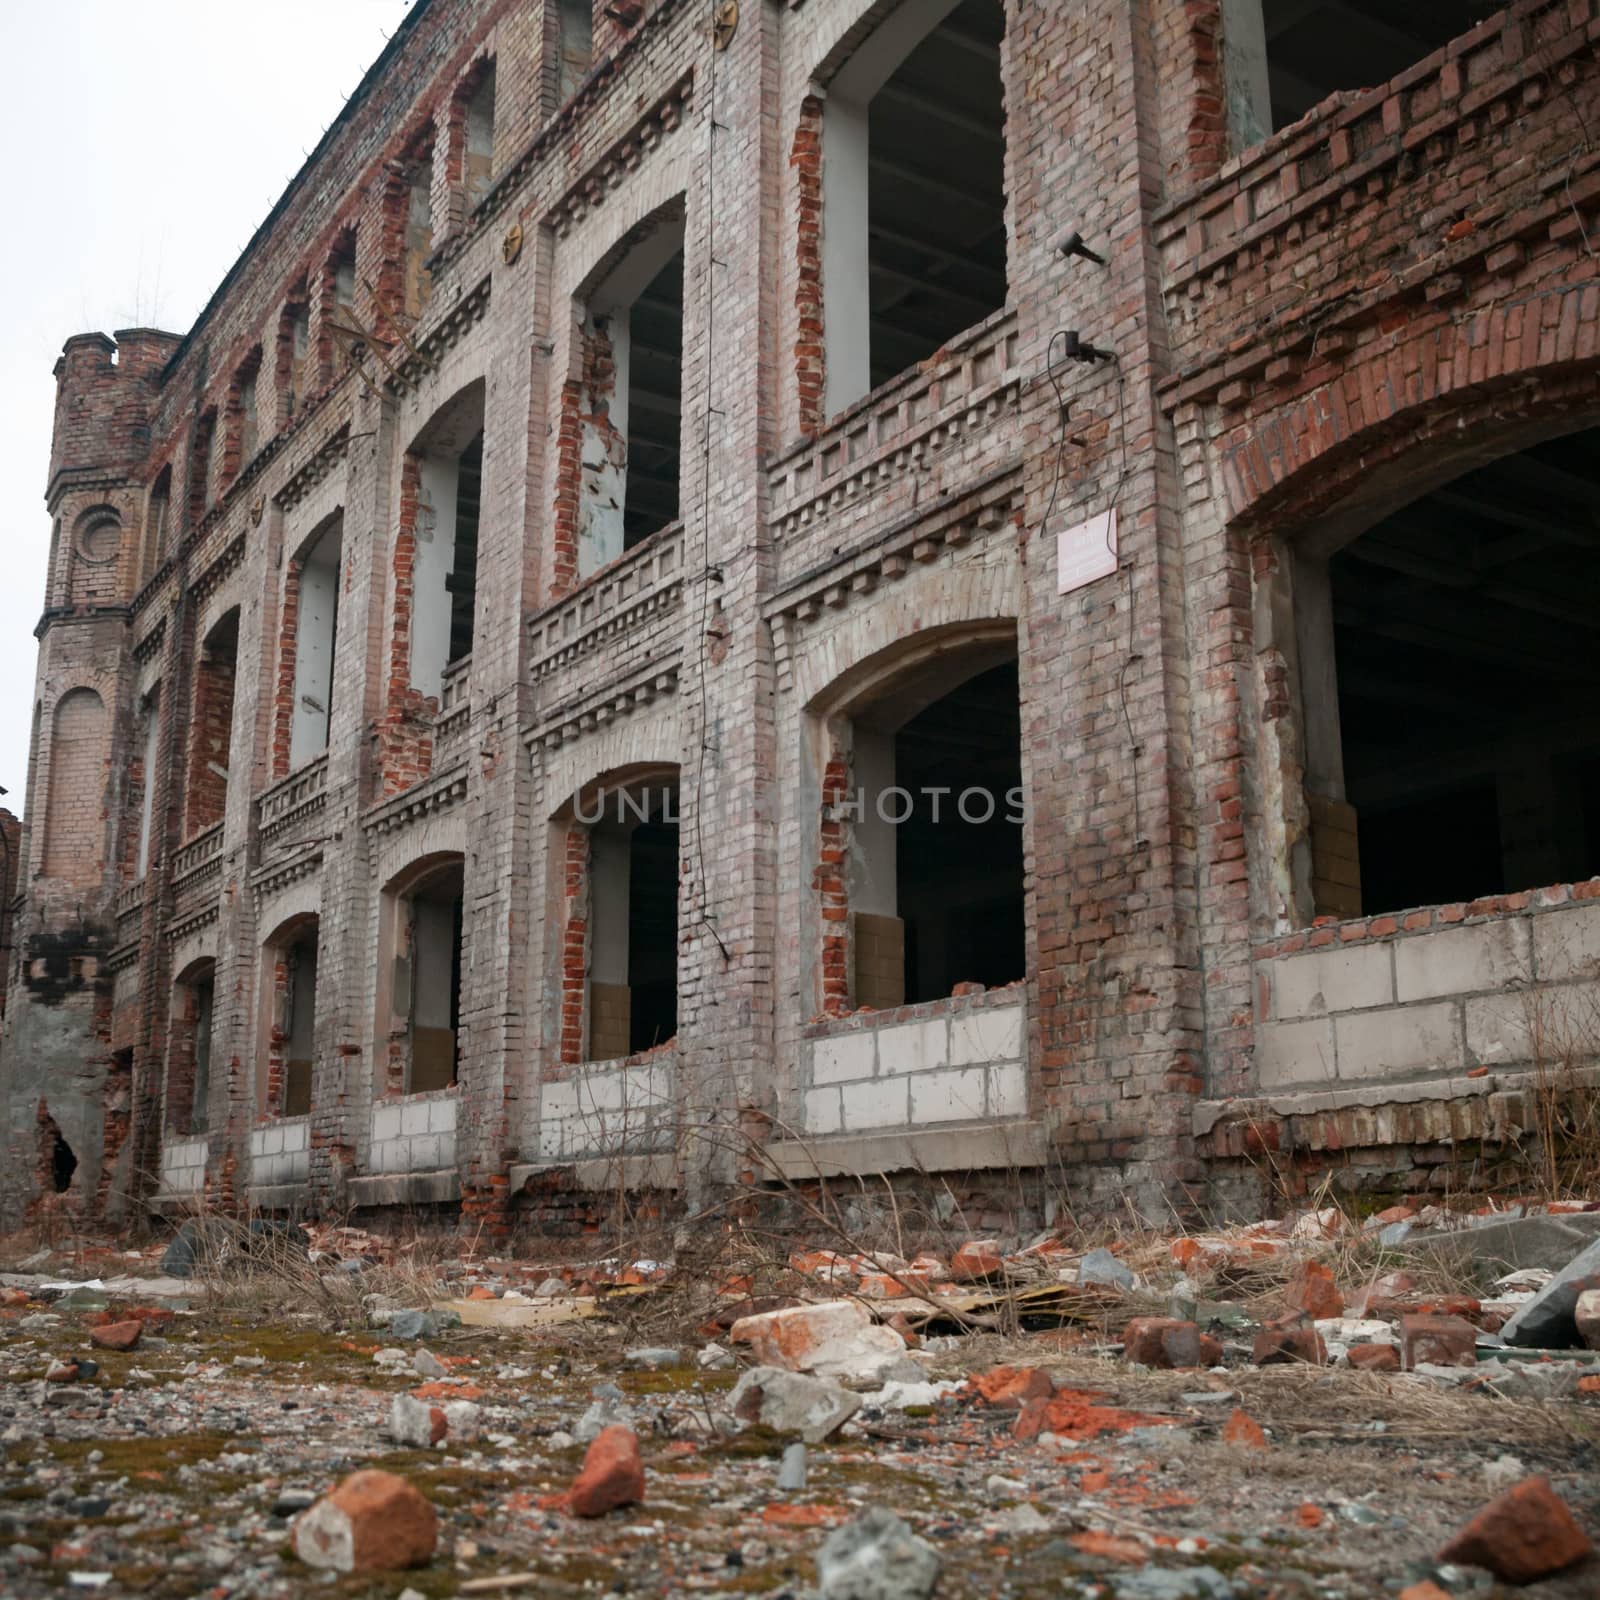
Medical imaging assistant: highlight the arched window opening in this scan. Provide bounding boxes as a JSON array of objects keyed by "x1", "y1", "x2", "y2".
[
  {"x1": 134, "y1": 686, "x2": 161, "y2": 879},
  {"x1": 169, "y1": 960, "x2": 216, "y2": 1135},
  {"x1": 464, "y1": 62, "x2": 496, "y2": 211},
  {"x1": 391, "y1": 859, "x2": 464, "y2": 1094},
  {"x1": 818, "y1": 635, "x2": 1023, "y2": 1012},
  {"x1": 185, "y1": 609, "x2": 239, "y2": 838},
  {"x1": 1289, "y1": 426, "x2": 1600, "y2": 923},
  {"x1": 288, "y1": 514, "x2": 343, "y2": 768},
  {"x1": 572, "y1": 213, "x2": 685, "y2": 576},
  {"x1": 822, "y1": 0, "x2": 1007, "y2": 416},
  {"x1": 560, "y1": 774, "x2": 681, "y2": 1065},
  {"x1": 144, "y1": 464, "x2": 172, "y2": 578},
  {"x1": 404, "y1": 382, "x2": 485, "y2": 702},
  {"x1": 585, "y1": 782, "x2": 680, "y2": 1061},
  {"x1": 264, "y1": 920, "x2": 319, "y2": 1118}
]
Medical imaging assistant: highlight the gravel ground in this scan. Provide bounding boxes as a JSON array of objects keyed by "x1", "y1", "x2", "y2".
[{"x1": 2, "y1": 1233, "x2": 1597, "y2": 1599}]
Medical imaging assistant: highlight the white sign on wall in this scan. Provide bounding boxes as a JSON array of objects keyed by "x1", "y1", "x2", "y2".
[{"x1": 1056, "y1": 507, "x2": 1119, "y2": 595}]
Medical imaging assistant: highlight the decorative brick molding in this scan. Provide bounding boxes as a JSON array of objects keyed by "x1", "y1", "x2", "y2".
[
  {"x1": 1156, "y1": 0, "x2": 1599, "y2": 407},
  {"x1": 766, "y1": 469, "x2": 1021, "y2": 630},
  {"x1": 272, "y1": 425, "x2": 352, "y2": 512},
  {"x1": 529, "y1": 522, "x2": 686, "y2": 682},
  {"x1": 544, "y1": 74, "x2": 695, "y2": 238},
  {"x1": 767, "y1": 308, "x2": 1021, "y2": 541},
  {"x1": 250, "y1": 850, "x2": 324, "y2": 905},
  {"x1": 361, "y1": 761, "x2": 469, "y2": 838},
  {"x1": 525, "y1": 660, "x2": 681, "y2": 755},
  {"x1": 258, "y1": 755, "x2": 330, "y2": 843},
  {"x1": 131, "y1": 615, "x2": 167, "y2": 665},
  {"x1": 383, "y1": 273, "x2": 493, "y2": 395}
]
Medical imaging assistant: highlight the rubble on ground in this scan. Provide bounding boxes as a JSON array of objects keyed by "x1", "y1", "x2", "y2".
[{"x1": 1, "y1": 1196, "x2": 1598, "y2": 1596}]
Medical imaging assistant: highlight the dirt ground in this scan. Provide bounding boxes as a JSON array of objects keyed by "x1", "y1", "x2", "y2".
[{"x1": 2, "y1": 1213, "x2": 1597, "y2": 1599}]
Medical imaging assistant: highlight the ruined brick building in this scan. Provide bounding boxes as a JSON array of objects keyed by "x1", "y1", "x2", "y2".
[{"x1": 4, "y1": 0, "x2": 1599, "y2": 1233}]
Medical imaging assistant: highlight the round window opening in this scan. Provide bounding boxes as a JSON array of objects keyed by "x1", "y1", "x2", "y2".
[{"x1": 78, "y1": 519, "x2": 121, "y2": 565}]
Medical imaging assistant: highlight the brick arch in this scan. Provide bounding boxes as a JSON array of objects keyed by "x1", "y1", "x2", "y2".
[
  {"x1": 539, "y1": 702, "x2": 685, "y2": 824},
  {"x1": 788, "y1": 555, "x2": 1020, "y2": 712},
  {"x1": 1218, "y1": 296, "x2": 1600, "y2": 537}
]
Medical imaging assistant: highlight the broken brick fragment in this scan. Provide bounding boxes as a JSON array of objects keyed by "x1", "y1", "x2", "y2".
[
  {"x1": 88, "y1": 1320, "x2": 142, "y2": 1351},
  {"x1": 949, "y1": 1241, "x2": 1005, "y2": 1282},
  {"x1": 568, "y1": 1426, "x2": 644, "y2": 1518},
  {"x1": 1221, "y1": 1408, "x2": 1268, "y2": 1449},
  {"x1": 969, "y1": 1365, "x2": 1054, "y2": 1407},
  {"x1": 1068, "y1": 1530, "x2": 1147, "y2": 1566},
  {"x1": 1346, "y1": 1343, "x2": 1400, "y2": 1373},
  {"x1": 1251, "y1": 1312, "x2": 1324, "y2": 1366},
  {"x1": 1436, "y1": 1475, "x2": 1593, "y2": 1582},
  {"x1": 292, "y1": 1470, "x2": 437, "y2": 1573},
  {"x1": 1399, "y1": 1312, "x2": 1476, "y2": 1369},
  {"x1": 1281, "y1": 1260, "x2": 1343, "y2": 1320},
  {"x1": 1121, "y1": 1317, "x2": 1204, "y2": 1369}
]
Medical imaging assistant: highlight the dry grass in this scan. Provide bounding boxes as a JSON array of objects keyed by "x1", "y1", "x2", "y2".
[
  {"x1": 944, "y1": 1333, "x2": 1597, "y2": 1452},
  {"x1": 179, "y1": 1214, "x2": 447, "y2": 1328}
]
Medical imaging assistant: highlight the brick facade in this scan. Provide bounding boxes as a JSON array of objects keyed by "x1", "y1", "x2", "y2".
[{"x1": 3, "y1": 0, "x2": 1598, "y2": 1232}]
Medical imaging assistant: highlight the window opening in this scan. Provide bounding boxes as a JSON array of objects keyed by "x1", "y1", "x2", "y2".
[
  {"x1": 823, "y1": 0, "x2": 1007, "y2": 414},
  {"x1": 1295, "y1": 426, "x2": 1600, "y2": 920}
]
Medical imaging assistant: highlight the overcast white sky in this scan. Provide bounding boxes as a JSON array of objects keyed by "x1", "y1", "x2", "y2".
[{"x1": 0, "y1": 2, "x2": 413, "y2": 815}]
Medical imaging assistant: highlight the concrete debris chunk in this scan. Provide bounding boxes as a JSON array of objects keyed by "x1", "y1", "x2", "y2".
[
  {"x1": 1499, "y1": 1236, "x2": 1600, "y2": 1348},
  {"x1": 388, "y1": 1393, "x2": 447, "y2": 1448},
  {"x1": 573, "y1": 1391, "x2": 636, "y2": 1445},
  {"x1": 728, "y1": 1298, "x2": 906, "y2": 1379},
  {"x1": 1078, "y1": 1248, "x2": 1137, "y2": 1290},
  {"x1": 729, "y1": 1365, "x2": 861, "y2": 1443},
  {"x1": 1574, "y1": 1287, "x2": 1600, "y2": 1351},
  {"x1": 816, "y1": 1507, "x2": 941, "y2": 1600}
]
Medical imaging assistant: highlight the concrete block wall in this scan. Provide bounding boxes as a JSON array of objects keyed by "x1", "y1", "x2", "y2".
[
  {"x1": 1254, "y1": 895, "x2": 1600, "y2": 1092},
  {"x1": 536, "y1": 1052, "x2": 674, "y2": 1158},
  {"x1": 370, "y1": 1092, "x2": 458, "y2": 1174},
  {"x1": 801, "y1": 993, "x2": 1026, "y2": 1136},
  {"x1": 160, "y1": 1136, "x2": 208, "y2": 1196},
  {"x1": 247, "y1": 1117, "x2": 311, "y2": 1188}
]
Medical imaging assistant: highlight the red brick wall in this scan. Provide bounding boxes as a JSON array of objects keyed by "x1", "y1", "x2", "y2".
[
  {"x1": 559, "y1": 824, "x2": 590, "y2": 1065},
  {"x1": 791, "y1": 94, "x2": 825, "y2": 439},
  {"x1": 378, "y1": 454, "x2": 437, "y2": 796}
]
